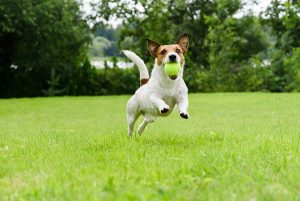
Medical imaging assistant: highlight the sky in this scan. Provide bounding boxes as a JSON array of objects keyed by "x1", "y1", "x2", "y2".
[
  {"x1": 81, "y1": 0, "x2": 272, "y2": 28},
  {"x1": 235, "y1": 0, "x2": 272, "y2": 17}
]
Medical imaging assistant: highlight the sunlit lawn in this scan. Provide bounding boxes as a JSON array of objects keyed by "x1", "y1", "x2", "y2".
[{"x1": 0, "y1": 93, "x2": 299, "y2": 200}]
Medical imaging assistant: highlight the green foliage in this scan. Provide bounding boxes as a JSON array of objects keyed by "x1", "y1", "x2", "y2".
[
  {"x1": 283, "y1": 48, "x2": 300, "y2": 91},
  {"x1": 45, "y1": 59, "x2": 140, "y2": 96},
  {"x1": 92, "y1": 25, "x2": 120, "y2": 57},
  {"x1": 96, "y1": 67, "x2": 139, "y2": 95},
  {"x1": 0, "y1": 0, "x2": 91, "y2": 97},
  {"x1": 262, "y1": 0, "x2": 300, "y2": 92},
  {"x1": 42, "y1": 68, "x2": 65, "y2": 96},
  {"x1": 97, "y1": 0, "x2": 220, "y2": 65},
  {"x1": 205, "y1": 15, "x2": 269, "y2": 91},
  {"x1": 89, "y1": 36, "x2": 111, "y2": 58},
  {"x1": 95, "y1": 0, "x2": 272, "y2": 93},
  {"x1": 1, "y1": 0, "x2": 300, "y2": 96}
]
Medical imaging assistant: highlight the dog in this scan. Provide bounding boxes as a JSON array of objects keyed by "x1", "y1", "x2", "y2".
[{"x1": 123, "y1": 34, "x2": 189, "y2": 136}]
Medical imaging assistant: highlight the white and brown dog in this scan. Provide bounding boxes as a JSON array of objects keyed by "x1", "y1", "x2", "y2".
[{"x1": 123, "y1": 34, "x2": 189, "y2": 136}]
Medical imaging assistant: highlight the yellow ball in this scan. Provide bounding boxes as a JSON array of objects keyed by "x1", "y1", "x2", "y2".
[{"x1": 164, "y1": 63, "x2": 181, "y2": 76}]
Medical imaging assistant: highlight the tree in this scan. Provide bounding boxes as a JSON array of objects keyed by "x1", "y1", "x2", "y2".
[
  {"x1": 96, "y1": 0, "x2": 220, "y2": 66},
  {"x1": 89, "y1": 36, "x2": 111, "y2": 58},
  {"x1": 93, "y1": 25, "x2": 120, "y2": 57},
  {"x1": 96, "y1": 0, "x2": 269, "y2": 92},
  {"x1": 205, "y1": 14, "x2": 269, "y2": 91},
  {"x1": 262, "y1": 0, "x2": 300, "y2": 91},
  {"x1": 0, "y1": 0, "x2": 91, "y2": 97}
]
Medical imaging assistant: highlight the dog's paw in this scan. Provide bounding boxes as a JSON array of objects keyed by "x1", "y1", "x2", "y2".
[
  {"x1": 160, "y1": 107, "x2": 170, "y2": 114},
  {"x1": 180, "y1": 113, "x2": 189, "y2": 119}
]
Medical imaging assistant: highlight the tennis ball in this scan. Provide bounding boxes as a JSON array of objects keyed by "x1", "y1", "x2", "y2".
[{"x1": 164, "y1": 63, "x2": 181, "y2": 76}]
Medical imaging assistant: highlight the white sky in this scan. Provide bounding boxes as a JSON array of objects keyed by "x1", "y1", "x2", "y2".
[
  {"x1": 235, "y1": 0, "x2": 272, "y2": 17},
  {"x1": 81, "y1": 0, "x2": 272, "y2": 28}
]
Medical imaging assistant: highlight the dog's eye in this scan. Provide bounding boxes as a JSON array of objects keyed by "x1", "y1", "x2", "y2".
[
  {"x1": 160, "y1": 50, "x2": 166, "y2": 55},
  {"x1": 176, "y1": 49, "x2": 181, "y2": 54}
]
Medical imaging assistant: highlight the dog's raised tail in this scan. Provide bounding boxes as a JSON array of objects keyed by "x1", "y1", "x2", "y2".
[{"x1": 123, "y1": 50, "x2": 149, "y2": 86}]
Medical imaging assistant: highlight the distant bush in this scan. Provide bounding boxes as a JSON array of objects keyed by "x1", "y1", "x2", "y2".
[
  {"x1": 3, "y1": 56, "x2": 299, "y2": 97},
  {"x1": 283, "y1": 48, "x2": 300, "y2": 91},
  {"x1": 53, "y1": 60, "x2": 140, "y2": 96}
]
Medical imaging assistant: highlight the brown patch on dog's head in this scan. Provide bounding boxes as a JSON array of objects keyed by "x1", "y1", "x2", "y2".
[
  {"x1": 155, "y1": 45, "x2": 185, "y2": 65},
  {"x1": 147, "y1": 34, "x2": 189, "y2": 66}
]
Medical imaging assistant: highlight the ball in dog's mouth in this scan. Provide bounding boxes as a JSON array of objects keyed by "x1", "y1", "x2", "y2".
[
  {"x1": 164, "y1": 63, "x2": 180, "y2": 80},
  {"x1": 169, "y1": 75, "x2": 178, "y2": 80}
]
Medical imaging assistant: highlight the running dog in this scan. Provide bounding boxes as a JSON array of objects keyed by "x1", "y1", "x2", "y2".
[{"x1": 123, "y1": 34, "x2": 189, "y2": 136}]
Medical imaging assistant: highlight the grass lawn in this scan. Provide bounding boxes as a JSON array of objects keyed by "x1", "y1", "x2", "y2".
[{"x1": 0, "y1": 93, "x2": 300, "y2": 201}]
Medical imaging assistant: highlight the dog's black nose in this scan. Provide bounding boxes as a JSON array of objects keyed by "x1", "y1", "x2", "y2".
[{"x1": 169, "y1": 55, "x2": 177, "y2": 62}]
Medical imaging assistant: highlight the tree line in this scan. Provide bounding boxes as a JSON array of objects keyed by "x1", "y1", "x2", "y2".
[{"x1": 0, "y1": 0, "x2": 300, "y2": 97}]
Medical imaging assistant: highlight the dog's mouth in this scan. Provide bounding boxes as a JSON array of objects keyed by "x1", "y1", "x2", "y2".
[{"x1": 169, "y1": 75, "x2": 178, "y2": 80}]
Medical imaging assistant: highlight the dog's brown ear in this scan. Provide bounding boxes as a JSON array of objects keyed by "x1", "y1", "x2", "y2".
[
  {"x1": 177, "y1": 34, "x2": 189, "y2": 53},
  {"x1": 147, "y1": 38, "x2": 160, "y2": 56}
]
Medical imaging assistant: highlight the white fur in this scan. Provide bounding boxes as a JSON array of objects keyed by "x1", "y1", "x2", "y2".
[
  {"x1": 124, "y1": 50, "x2": 189, "y2": 136},
  {"x1": 123, "y1": 50, "x2": 149, "y2": 79},
  {"x1": 164, "y1": 52, "x2": 181, "y2": 64}
]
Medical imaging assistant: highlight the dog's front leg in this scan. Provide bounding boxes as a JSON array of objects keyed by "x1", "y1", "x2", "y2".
[
  {"x1": 177, "y1": 94, "x2": 189, "y2": 119},
  {"x1": 150, "y1": 96, "x2": 170, "y2": 113}
]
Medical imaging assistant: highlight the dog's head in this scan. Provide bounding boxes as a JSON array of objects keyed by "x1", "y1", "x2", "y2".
[{"x1": 146, "y1": 34, "x2": 189, "y2": 80}]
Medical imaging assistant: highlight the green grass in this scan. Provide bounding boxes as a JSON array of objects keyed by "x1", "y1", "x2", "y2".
[{"x1": 0, "y1": 93, "x2": 300, "y2": 201}]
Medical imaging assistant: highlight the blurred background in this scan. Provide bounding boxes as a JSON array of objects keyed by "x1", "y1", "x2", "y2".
[{"x1": 0, "y1": 0, "x2": 299, "y2": 98}]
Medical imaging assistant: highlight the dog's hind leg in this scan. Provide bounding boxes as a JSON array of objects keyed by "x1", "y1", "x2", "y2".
[
  {"x1": 127, "y1": 112, "x2": 140, "y2": 137},
  {"x1": 138, "y1": 116, "x2": 156, "y2": 135},
  {"x1": 127, "y1": 96, "x2": 140, "y2": 136}
]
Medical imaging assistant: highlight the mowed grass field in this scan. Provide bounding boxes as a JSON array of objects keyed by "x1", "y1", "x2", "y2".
[{"x1": 0, "y1": 93, "x2": 300, "y2": 201}]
